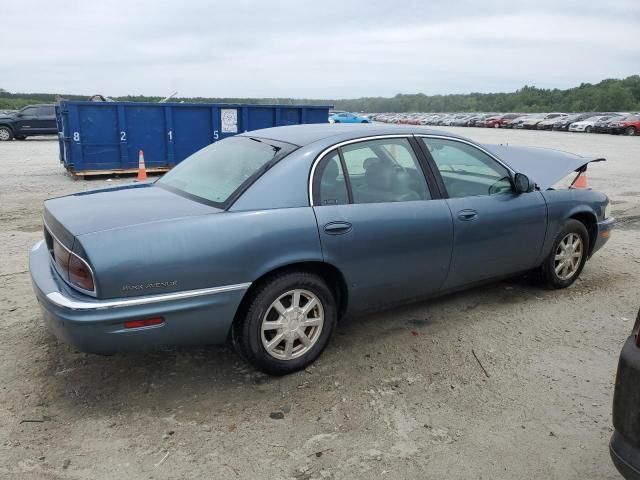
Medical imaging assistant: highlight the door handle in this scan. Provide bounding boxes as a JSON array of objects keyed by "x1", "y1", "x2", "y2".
[
  {"x1": 457, "y1": 209, "x2": 478, "y2": 221},
  {"x1": 324, "y1": 221, "x2": 352, "y2": 235}
]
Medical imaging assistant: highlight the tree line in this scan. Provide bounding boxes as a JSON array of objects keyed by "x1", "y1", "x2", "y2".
[{"x1": 2, "y1": 75, "x2": 639, "y2": 113}]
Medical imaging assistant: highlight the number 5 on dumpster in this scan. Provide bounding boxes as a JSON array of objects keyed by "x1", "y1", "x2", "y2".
[{"x1": 221, "y1": 109, "x2": 238, "y2": 134}]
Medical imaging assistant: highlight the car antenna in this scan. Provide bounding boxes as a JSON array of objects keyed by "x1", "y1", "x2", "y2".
[{"x1": 159, "y1": 91, "x2": 178, "y2": 103}]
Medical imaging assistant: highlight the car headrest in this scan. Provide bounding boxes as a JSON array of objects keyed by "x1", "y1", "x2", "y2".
[
  {"x1": 321, "y1": 158, "x2": 340, "y2": 184},
  {"x1": 364, "y1": 162, "x2": 394, "y2": 190},
  {"x1": 363, "y1": 157, "x2": 381, "y2": 171}
]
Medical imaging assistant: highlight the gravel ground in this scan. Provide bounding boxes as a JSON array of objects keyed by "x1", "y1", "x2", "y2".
[{"x1": 0, "y1": 129, "x2": 639, "y2": 480}]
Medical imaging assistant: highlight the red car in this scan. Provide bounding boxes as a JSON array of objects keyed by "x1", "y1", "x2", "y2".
[
  {"x1": 608, "y1": 114, "x2": 640, "y2": 136},
  {"x1": 485, "y1": 113, "x2": 522, "y2": 128}
]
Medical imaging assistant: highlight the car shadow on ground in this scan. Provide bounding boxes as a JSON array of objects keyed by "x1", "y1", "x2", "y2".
[{"x1": 36, "y1": 273, "x2": 558, "y2": 419}]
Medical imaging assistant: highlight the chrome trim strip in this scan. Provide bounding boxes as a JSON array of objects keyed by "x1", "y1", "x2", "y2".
[
  {"x1": 308, "y1": 134, "x2": 413, "y2": 206},
  {"x1": 45, "y1": 282, "x2": 252, "y2": 311},
  {"x1": 43, "y1": 218, "x2": 97, "y2": 297}
]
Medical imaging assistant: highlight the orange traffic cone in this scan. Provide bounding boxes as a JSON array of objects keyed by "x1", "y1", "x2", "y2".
[
  {"x1": 137, "y1": 149, "x2": 147, "y2": 181},
  {"x1": 572, "y1": 172, "x2": 588, "y2": 189}
]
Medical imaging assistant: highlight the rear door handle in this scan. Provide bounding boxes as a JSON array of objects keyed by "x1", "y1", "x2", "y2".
[
  {"x1": 457, "y1": 209, "x2": 478, "y2": 221},
  {"x1": 323, "y1": 221, "x2": 352, "y2": 235}
]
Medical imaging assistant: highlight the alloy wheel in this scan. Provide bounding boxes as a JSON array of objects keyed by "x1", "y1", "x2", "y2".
[
  {"x1": 554, "y1": 233, "x2": 583, "y2": 281},
  {"x1": 0, "y1": 129, "x2": 11, "y2": 141},
  {"x1": 261, "y1": 289, "x2": 324, "y2": 360}
]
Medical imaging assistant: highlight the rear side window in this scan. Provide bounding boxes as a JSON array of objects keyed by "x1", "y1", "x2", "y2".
[
  {"x1": 313, "y1": 138, "x2": 431, "y2": 206},
  {"x1": 37, "y1": 106, "x2": 55, "y2": 116},
  {"x1": 314, "y1": 150, "x2": 349, "y2": 206}
]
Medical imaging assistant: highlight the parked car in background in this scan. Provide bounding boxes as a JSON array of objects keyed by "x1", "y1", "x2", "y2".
[
  {"x1": 470, "y1": 114, "x2": 497, "y2": 128},
  {"x1": 503, "y1": 115, "x2": 529, "y2": 129},
  {"x1": 485, "y1": 113, "x2": 522, "y2": 128},
  {"x1": 608, "y1": 114, "x2": 640, "y2": 136},
  {"x1": 610, "y1": 308, "x2": 640, "y2": 479},
  {"x1": 569, "y1": 115, "x2": 613, "y2": 133},
  {"x1": 29, "y1": 124, "x2": 613, "y2": 374},
  {"x1": 593, "y1": 115, "x2": 626, "y2": 134},
  {"x1": 329, "y1": 112, "x2": 370, "y2": 123},
  {"x1": 537, "y1": 114, "x2": 570, "y2": 130},
  {"x1": 553, "y1": 113, "x2": 597, "y2": 131},
  {"x1": 518, "y1": 114, "x2": 546, "y2": 129},
  {"x1": 0, "y1": 104, "x2": 57, "y2": 141}
]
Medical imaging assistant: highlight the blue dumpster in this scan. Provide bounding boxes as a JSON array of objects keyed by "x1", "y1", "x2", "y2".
[{"x1": 55, "y1": 101, "x2": 331, "y2": 176}]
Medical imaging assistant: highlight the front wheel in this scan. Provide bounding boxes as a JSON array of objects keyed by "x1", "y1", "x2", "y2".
[
  {"x1": 0, "y1": 126, "x2": 13, "y2": 141},
  {"x1": 585, "y1": 126, "x2": 592, "y2": 133},
  {"x1": 232, "y1": 271, "x2": 337, "y2": 375},
  {"x1": 540, "y1": 219, "x2": 589, "y2": 289},
  {"x1": 626, "y1": 126, "x2": 637, "y2": 136}
]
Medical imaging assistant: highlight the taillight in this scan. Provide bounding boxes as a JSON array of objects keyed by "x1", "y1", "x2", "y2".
[
  {"x1": 52, "y1": 239, "x2": 70, "y2": 273},
  {"x1": 69, "y1": 255, "x2": 94, "y2": 292},
  {"x1": 50, "y1": 236, "x2": 95, "y2": 293}
]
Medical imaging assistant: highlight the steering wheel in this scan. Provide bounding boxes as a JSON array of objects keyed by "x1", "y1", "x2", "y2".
[{"x1": 488, "y1": 176, "x2": 511, "y2": 195}]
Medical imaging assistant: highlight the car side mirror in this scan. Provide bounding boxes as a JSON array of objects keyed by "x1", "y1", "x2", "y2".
[{"x1": 513, "y1": 172, "x2": 533, "y2": 194}]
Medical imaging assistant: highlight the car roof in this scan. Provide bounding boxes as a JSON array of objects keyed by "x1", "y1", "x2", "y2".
[{"x1": 239, "y1": 123, "x2": 461, "y2": 147}]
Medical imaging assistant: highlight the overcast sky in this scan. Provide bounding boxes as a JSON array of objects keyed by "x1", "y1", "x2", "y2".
[{"x1": 2, "y1": 1, "x2": 639, "y2": 99}]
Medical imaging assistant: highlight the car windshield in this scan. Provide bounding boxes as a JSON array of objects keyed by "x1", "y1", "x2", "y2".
[{"x1": 158, "y1": 136, "x2": 293, "y2": 206}]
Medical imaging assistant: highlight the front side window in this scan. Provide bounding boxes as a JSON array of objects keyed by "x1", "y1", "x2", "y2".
[
  {"x1": 421, "y1": 138, "x2": 512, "y2": 198},
  {"x1": 20, "y1": 107, "x2": 37, "y2": 116},
  {"x1": 158, "y1": 136, "x2": 294, "y2": 206},
  {"x1": 341, "y1": 138, "x2": 430, "y2": 204}
]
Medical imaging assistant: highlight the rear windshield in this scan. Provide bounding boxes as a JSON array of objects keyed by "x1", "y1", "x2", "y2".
[{"x1": 157, "y1": 136, "x2": 295, "y2": 207}]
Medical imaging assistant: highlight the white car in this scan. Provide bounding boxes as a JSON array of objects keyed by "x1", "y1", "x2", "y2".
[{"x1": 569, "y1": 115, "x2": 612, "y2": 133}]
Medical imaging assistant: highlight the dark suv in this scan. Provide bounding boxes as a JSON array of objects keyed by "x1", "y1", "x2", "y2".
[{"x1": 0, "y1": 104, "x2": 57, "y2": 141}]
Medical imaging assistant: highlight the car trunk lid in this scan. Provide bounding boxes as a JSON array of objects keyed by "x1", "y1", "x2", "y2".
[
  {"x1": 44, "y1": 183, "x2": 221, "y2": 243},
  {"x1": 482, "y1": 144, "x2": 605, "y2": 190}
]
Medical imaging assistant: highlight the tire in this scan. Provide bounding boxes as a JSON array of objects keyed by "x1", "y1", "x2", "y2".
[
  {"x1": 0, "y1": 126, "x2": 13, "y2": 141},
  {"x1": 540, "y1": 219, "x2": 589, "y2": 289},
  {"x1": 585, "y1": 126, "x2": 592, "y2": 133},
  {"x1": 232, "y1": 271, "x2": 337, "y2": 375},
  {"x1": 361, "y1": 120, "x2": 368, "y2": 123},
  {"x1": 626, "y1": 126, "x2": 637, "y2": 136},
  {"x1": 334, "y1": 120, "x2": 340, "y2": 123}
]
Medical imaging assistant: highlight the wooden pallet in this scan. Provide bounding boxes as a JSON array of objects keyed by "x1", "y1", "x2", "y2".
[{"x1": 69, "y1": 167, "x2": 171, "y2": 179}]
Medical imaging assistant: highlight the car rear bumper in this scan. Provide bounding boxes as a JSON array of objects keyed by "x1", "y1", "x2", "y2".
[
  {"x1": 29, "y1": 240, "x2": 249, "y2": 354},
  {"x1": 611, "y1": 335, "x2": 640, "y2": 479},
  {"x1": 591, "y1": 217, "x2": 614, "y2": 256}
]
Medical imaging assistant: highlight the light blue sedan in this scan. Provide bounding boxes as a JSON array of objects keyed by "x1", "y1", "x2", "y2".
[
  {"x1": 30, "y1": 124, "x2": 613, "y2": 375},
  {"x1": 329, "y1": 112, "x2": 370, "y2": 123}
]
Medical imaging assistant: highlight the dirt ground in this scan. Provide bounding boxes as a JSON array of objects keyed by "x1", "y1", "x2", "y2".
[{"x1": 1, "y1": 128, "x2": 639, "y2": 480}]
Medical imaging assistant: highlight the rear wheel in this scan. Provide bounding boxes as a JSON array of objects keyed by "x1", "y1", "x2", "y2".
[
  {"x1": 540, "y1": 219, "x2": 589, "y2": 289},
  {"x1": 0, "y1": 126, "x2": 13, "y2": 141},
  {"x1": 626, "y1": 126, "x2": 637, "y2": 136},
  {"x1": 232, "y1": 271, "x2": 337, "y2": 375}
]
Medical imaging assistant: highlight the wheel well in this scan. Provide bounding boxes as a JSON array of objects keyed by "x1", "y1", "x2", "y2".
[
  {"x1": 232, "y1": 262, "x2": 349, "y2": 328},
  {"x1": 570, "y1": 212, "x2": 597, "y2": 255},
  {"x1": 0, "y1": 124, "x2": 14, "y2": 132}
]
